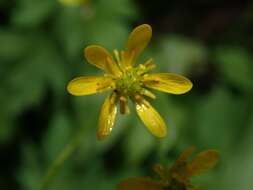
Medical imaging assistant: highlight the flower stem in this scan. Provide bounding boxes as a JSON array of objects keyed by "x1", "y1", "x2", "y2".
[{"x1": 38, "y1": 127, "x2": 86, "y2": 190}]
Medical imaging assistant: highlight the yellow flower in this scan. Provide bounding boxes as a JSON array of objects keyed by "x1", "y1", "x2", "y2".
[
  {"x1": 67, "y1": 24, "x2": 192, "y2": 140},
  {"x1": 117, "y1": 147, "x2": 220, "y2": 190}
]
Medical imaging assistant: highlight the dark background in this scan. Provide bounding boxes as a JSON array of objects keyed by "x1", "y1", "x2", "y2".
[{"x1": 0, "y1": 0, "x2": 253, "y2": 189}]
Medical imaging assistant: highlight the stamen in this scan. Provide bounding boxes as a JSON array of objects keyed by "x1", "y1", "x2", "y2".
[
  {"x1": 120, "y1": 96, "x2": 127, "y2": 102},
  {"x1": 136, "y1": 64, "x2": 146, "y2": 75},
  {"x1": 144, "y1": 58, "x2": 155, "y2": 67},
  {"x1": 144, "y1": 58, "x2": 156, "y2": 72},
  {"x1": 139, "y1": 64, "x2": 146, "y2": 70},
  {"x1": 119, "y1": 96, "x2": 130, "y2": 114},
  {"x1": 141, "y1": 88, "x2": 156, "y2": 99},
  {"x1": 134, "y1": 94, "x2": 142, "y2": 104},
  {"x1": 114, "y1": 49, "x2": 125, "y2": 72},
  {"x1": 137, "y1": 58, "x2": 156, "y2": 75},
  {"x1": 113, "y1": 49, "x2": 121, "y2": 63},
  {"x1": 120, "y1": 50, "x2": 130, "y2": 71},
  {"x1": 120, "y1": 50, "x2": 125, "y2": 63}
]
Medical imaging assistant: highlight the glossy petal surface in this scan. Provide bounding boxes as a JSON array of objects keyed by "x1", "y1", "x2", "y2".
[
  {"x1": 117, "y1": 177, "x2": 163, "y2": 190},
  {"x1": 97, "y1": 93, "x2": 117, "y2": 140},
  {"x1": 126, "y1": 24, "x2": 152, "y2": 64},
  {"x1": 187, "y1": 150, "x2": 220, "y2": 177},
  {"x1": 143, "y1": 73, "x2": 193, "y2": 94},
  {"x1": 67, "y1": 76, "x2": 113, "y2": 96},
  {"x1": 136, "y1": 99, "x2": 167, "y2": 138},
  {"x1": 84, "y1": 45, "x2": 121, "y2": 75}
]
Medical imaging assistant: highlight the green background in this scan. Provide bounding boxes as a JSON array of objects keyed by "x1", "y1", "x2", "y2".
[{"x1": 1, "y1": 0, "x2": 253, "y2": 189}]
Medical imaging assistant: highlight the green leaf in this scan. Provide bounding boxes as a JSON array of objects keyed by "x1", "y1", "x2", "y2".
[
  {"x1": 216, "y1": 112, "x2": 253, "y2": 190},
  {"x1": 194, "y1": 87, "x2": 247, "y2": 151},
  {"x1": 6, "y1": 60, "x2": 44, "y2": 115},
  {"x1": 156, "y1": 36, "x2": 207, "y2": 73},
  {"x1": 0, "y1": 30, "x2": 31, "y2": 61},
  {"x1": 215, "y1": 47, "x2": 253, "y2": 92},
  {"x1": 43, "y1": 111, "x2": 73, "y2": 162},
  {"x1": 96, "y1": 0, "x2": 137, "y2": 20},
  {"x1": 18, "y1": 145, "x2": 42, "y2": 190},
  {"x1": 54, "y1": 7, "x2": 88, "y2": 58},
  {"x1": 0, "y1": 111, "x2": 15, "y2": 143},
  {"x1": 86, "y1": 20, "x2": 129, "y2": 50},
  {"x1": 4, "y1": 36, "x2": 66, "y2": 115},
  {"x1": 12, "y1": 0, "x2": 56, "y2": 27},
  {"x1": 124, "y1": 118, "x2": 156, "y2": 164}
]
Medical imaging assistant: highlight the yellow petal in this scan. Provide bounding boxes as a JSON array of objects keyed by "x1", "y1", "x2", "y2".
[
  {"x1": 125, "y1": 24, "x2": 152, "y2": 64},
  {"x1": 135, "y1": 99, "x2": 167, "y2": 138},
  {"x1": 97, "y1": 93, "x2": 118, "y2": 140},
  {"x1": 84, "y1": 45, "x2": 121, "y2": 76},
  {"x1": 117, "y1": 177, "x2": 163, "y2": 190},
  {"x1": 143, "y1": 73, "x2": 193, "y2": 95},
  {"x1": 67, "y1": 76, "x2": 113, "y2": 96},
  {"x1": 186, "y1": 150, "x2": 219, "y2": 177}
]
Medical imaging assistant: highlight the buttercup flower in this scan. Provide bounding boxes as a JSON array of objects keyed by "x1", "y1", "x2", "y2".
[
  {"x1": 67, "y1": 24, "x2": 192, "y2": 140},
  {"x1": 117, "y1": 147, "x2": 220, "y2": 190}
]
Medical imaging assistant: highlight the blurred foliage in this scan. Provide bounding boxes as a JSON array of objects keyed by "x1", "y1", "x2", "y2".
[
  {"x1": 0, "y1": 0, "x2": 253, "y2": 190},
  {"x1": 117, "y1": 147, "x2": 220, "y2": 190}
]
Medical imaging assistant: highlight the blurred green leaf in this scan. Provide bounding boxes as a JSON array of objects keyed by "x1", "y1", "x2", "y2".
[
  {"x1": 151, "y1": 94, "x2": 180, "y2": 157},
  {"x1": 73, "y1": 95, "x2": 103, "y2": 130},
  {"x1": 43, "y1": 111, "x2": 73, "y2": 162},
  {"x1": 0, "y1": 30, "x2": 31, "y2": 61},
  {"x1": 86, "y1": 20, "x2": 129, "y2": 50},
  {"x1": 4, "y1": 1, "x2": 253, "y2": 190},
  {"x1": 12, "y1": 0, "x2": 56, "y2": 27},
  {"x1": 96, "y1": 0, "x2": 137, "y2": 20},
  {"x1": 5, "y1": 37, "x2": 66, "y2": 115},
  {"x1": 124, "y1": 119, "x2": 156, "y2": 165},
  {"x1": 194, "y1": 87, "x2": 246, "y2": 150},
  {"x1": 0, "y1": 111, "x2": 14, "y2": 143},
  {"x1": 157, "y1": 36, "x2": 207, "y2": 73},
  {"x1": 18, "y1": 145, "x2": 42, "y2": 190},
  {"x1": 216, "y1": 112, "x2": 253, "y2": 190},
  {"x1": 215, "y1": 47, "x2": 253, "y2": 92},
  {"x1": 6, "y1": 60, "x2": 44, "y2": 115},
  {"x1": 54, "y1": 7, "x2": 88, "y2": 58}
]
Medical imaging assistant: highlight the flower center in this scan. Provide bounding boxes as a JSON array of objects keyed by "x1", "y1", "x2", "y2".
[{"x1": 116, "y1": 69, "x2": 142, "y2": 97}]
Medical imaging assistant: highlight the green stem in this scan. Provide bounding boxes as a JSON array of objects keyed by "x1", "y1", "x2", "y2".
[{"x1": 38, "y1": 128, "x2": 86, "y2": 190}]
